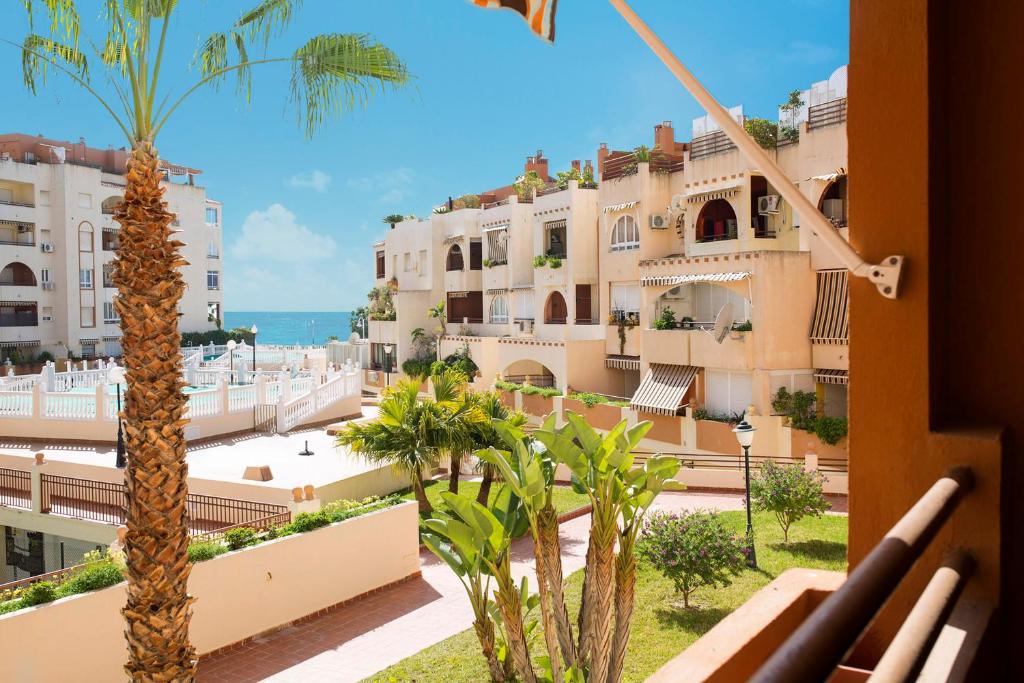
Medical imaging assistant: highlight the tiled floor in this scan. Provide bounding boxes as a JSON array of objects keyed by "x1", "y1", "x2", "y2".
[{"x1": 195, "y1": 491, "x2": 747, "y2": 683}]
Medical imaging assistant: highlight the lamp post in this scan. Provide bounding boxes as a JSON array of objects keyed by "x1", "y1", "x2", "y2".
[
  {"x1": 108, "y1": 365, "x2": 126, "y2": 468},
  {"x1": 226, "y1": 339, "x2": 236, "y2": 385},
  {"x1": 384, "y1": 343, "x2": 394, "y2": 387},
  {"x1": 733, "y1": 419, "x2": 758, "y2": 569},
  {"x1": 250, "y1": 324, "x2": 258, "y2": 383}
]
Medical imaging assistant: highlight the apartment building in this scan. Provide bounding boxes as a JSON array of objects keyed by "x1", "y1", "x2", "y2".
[
  {"x1": 368, "y1": 66, "x2": 850, "y2": 421},
  {"x1": 0, "y1": 133, "x2": 223, "y2": 361}
]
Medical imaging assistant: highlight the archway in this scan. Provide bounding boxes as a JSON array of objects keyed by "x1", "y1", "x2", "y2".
[
  {"x1": 502, "y1": 360, "x2": 557, "y2": 388},
  {"x1": 695, "y1": 198, "x2": 737, "y2": 242},
  {"x1": 0, "y1": 261, "x2": 37, "y2": 286},
  {"x1": 818, "y1": 175, "x2": 848, "y2": 228},
  {"x1": 446, "y1": 243, "x2": 464, "y2": 271},
  {"x1": 101, "y1": 195, "x2": 123, "y2": 215},
  {"x1": 544, "y1": 291, "x2": 567, "y2": 324}
]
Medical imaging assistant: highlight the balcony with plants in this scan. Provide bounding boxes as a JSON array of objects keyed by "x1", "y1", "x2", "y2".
[{"x1": 642, "y1": 292, "x2": 754, "y2": 369}]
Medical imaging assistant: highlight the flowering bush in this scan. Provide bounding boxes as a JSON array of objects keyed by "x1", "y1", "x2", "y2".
[
  {"x1": 750, "y1": 460, "x2": 831, "y2": 542},
  {"x1": 638, "y1": 510, "x2": 747, "y2": 608}
]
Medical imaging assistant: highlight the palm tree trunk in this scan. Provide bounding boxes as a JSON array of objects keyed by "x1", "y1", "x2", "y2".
[
  {"x1": 581, "y1": 504, "x2": 617, "y2": 683},
  {"x1": 532, "y1": 537, "x2": 564, "y2": 682},
  {"x1": 608, "y1": 532, "x2": 637, "y2": 683},
  {"x1": 494, "y1": 554, "x2": 537, "y2": 683},
  {"x1": 448, "y1": 452, "x2": 461, "y2": 494},
  {"x1": 538, "y1": 505, "x2": 576, "y2": 666},
  {"x1": 113, "y1": 142, "x2": 196, "y2": 680},
  {"x1": 470, "y1": 597, "x2": 505, "y2": 683},
  {"x1": 476, "y1": 465, "x2": 494, "y2": 506},
  {"x1": 412, "y1": 472, "x2": 432, "y2": 514}
]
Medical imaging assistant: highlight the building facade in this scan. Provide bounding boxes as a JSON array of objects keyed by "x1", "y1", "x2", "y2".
[
  {"x1": 0, "y1": 133, "x2": 223, "y2": 361},
  {"x1": 368, "y1": 67, "x2": 850, "y2": 423}
]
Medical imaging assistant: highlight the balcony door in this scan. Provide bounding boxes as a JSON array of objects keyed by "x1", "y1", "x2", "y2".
[{"x1": 575, "y1": 284, "x2": 592, "y2": 323}]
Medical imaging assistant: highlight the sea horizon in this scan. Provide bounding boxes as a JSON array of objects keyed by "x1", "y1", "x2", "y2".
[{"x1": 223, "y1": 311, "x2": 354, "y2": 346}]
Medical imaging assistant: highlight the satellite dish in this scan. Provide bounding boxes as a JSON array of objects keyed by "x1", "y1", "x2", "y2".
[{"x1": 712, "y1": 302, "x2": 735, "y2": 344}]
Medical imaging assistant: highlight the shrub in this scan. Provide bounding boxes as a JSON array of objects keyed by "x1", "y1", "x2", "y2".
[
  {"x1": 21, "y1": 581, "x2": 58, "y2": 607},
  {"x1": 429, "y1": 360, "x2": 447, "y2": 376},
  {"x1": 744, "y1": 117, "x2": 779, "y2": 150},
  {"x1": 771, "y1": 387, "x2": 816, "y2": 431},
  {"x1": 653, "y1": 308, "x2": 677, "y2": 330},
  {"x1": 58, "y1": 560, "x2": 124, "y2": 596},
  {"x1": 733, "y1": 320, "x2": 753, "y2": 332},
  {"x1": 547, "y1": 256, "x2": 562, "y2": 269},
  {"x1": 289, "y1": 510, "x2": 332, "y2": 533},
  {"x1": 224, "y1": 526, "x2": 259, "y2": 550},
  {"x1": 814, "y1": 416, "x2": 848, "y2": 445},
  {"x1": 188, "y1": 541, "x2": 227, "y2": 563},
  {"x1": 569, "y1": 392, "x2": 629, "y2": 408},
  {"x1": 750, "y1": 460, "x2": 831, "y2": 542},
  {"x1": 532, "y1": 255, "x2": 548, "y2": 268},
  {"x1": 518, "y1": 384, "x2": 561, "y2": 398},
  {"x1": 402, "y1": 358, "x2": 432, "y2": 379},
  {"x1": 38, "y1": 350, "x2": 55, "y2": 363},
  {"x1": 638, "y1": 510, "x2": 747, "y2": 608}
]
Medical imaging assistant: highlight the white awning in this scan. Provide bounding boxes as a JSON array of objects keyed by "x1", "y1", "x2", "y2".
[
  {"x1": 602, "y1": 201, "x2": 639, "y2": 214},
  {"x1": 805, "y1": 168, "x2": 847, "y2": 183},
  {"x1": 631, "y1": 364, "x2": 699, "y2": 416},
  {"x1": 641, "y1": 271, "x2": 751, "y2": 287},
  {"x1": 684, "y1": 182, "x2": 742, "y2": 203},
  {"x1": 0, "y1": 339, "x2": 40, "y2": 348},
  {"x1": 483, "y1": 224, "x2": 510, "y2": 233},
  {"x1": 606, "y1": 355, "x2": 640, "y2": 371}
]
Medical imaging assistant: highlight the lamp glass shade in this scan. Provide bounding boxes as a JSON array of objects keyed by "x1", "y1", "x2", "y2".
[
  {"x1": 251, "y1": 324, "x2": 258, "y2": 335},
  {"x1": 226, "y1": 340, "x2": 237, "y2": 350},
  {"x1": 107, "y1": 366, "x2": 126, "y2": 384},
  {"x1": 733, "y1": 420, "x2": 756, "y2": 448},
  {"x1": 384, "y1": 344, "x2": 394, "y2": 354}
]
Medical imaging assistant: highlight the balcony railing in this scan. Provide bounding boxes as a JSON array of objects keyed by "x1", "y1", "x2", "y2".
[
  {"x1": 807, "y1": 98, "x2": 848, "y2": 131},
  {"x1": 689, "y1": 129, "x2": 738, "y2": 160},
  {"x1": 696, "y1": 226, "x2": 738, "y2": 243},
  {"x1": 0, "y1": 467, "x2": 31, "y2": 509},
  {"x1": 0, "y1": 312, "x2": 39, "y2": 327},
  {"x1": 503, "y1": 374, "x2": 555, "y2": 388},
  {"x1": 751, "y1": 466, "x2": 973, "y2": 682},
  {"x1": 0, "y1": 239, "x2": 35, "y2": 247},
  {"x1": 0, "y1": 198, "x2": 35, "y2": 208}
]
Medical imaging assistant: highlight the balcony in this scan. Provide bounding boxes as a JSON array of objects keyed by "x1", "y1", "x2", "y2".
[
  {"x1": 605, "y1": 323, "x2": 640, "y2": 356},
  {"x1": 807, "y1": 97, "x2": 847, "y2": 131},
  {"x1": 482, "y1": 263, "x2": 509, "y2": 291},
  {"x1": 0, "y1": 199, "x2": 35, "y2": 225},
  {"x1": 0, "y1": 304, "x2": 38, "y2": 327},
  {"x1": 642, "y1": 327, "x2": 754, "y2": 370},
  {"x1": 689, "y1": 129, "x2": 738, "y2": 160},
  {"x1": 368, "y1": 319, "x2": 398, "y2": 344},
  {"x1": 444, "y1": 268, "x2": 482, "y2": 293}
]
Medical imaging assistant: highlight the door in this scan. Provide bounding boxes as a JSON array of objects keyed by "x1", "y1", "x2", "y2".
[
  {"x1": 575, "y1": 284, "x2": 592, "y2": 323},
  {"x1": 469, "y1": 240, "x2": 482, "y2": 270},
  {"x1": 546, "y1": 291, "x2": 568, "y2": 324}
]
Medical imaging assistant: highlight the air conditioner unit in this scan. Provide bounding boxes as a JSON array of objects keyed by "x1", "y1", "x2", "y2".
[
  {"x1": 758, "y1": 195, "x2": 782, "y2": 214},
  {"x1": 649, "y1": 214, "x2": 669, "y2": 229},
  {"x1": 41, "y1": 315, "x2": 53, "y2": 322},
  {"x1": 40, "y1": 242, "x2": 54, "y2": 253},
  {"x1": 42, "y1": 282, "x2": 55, "y2": 291}
]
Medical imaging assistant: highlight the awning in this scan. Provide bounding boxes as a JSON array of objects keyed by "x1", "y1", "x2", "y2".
[
  {"x1": 0, "y1": 301, "x2": 35, "y2": 307},
  {"x1": 510, "y1": 283, "x2": 534, "y2": 291},
  {"x1": 0, "y1": 339, "x2": 39, "y2": 348},
  {"x1": 805, "y1": 168, "x2": 847, "y2": 183},
  {"x1": 448, "y1": 291, "x2": 469, "y2": 299},
  {"x1": 486, "y1": 288, "x2": 508, "y2": 295},
  {"x1": 809, "y1": 270, "x2": 849, "y2": 344},
  {"x1": 483, "y1": 224, "x2": 510, "y2": 233},
  {"x1": 641, "y1": 271, "x2": 751, "y2": 287},
  {"x1": 602, "y1": 201, "x2": 639, "y2": 214},
  {"x1": 79, "y1": 338, "x2": 99, "y2": 344},
  {"x1": 102, "y1": 335, "x2": 122, "y2": 341},
  {"x1": 606, "y1": 355, "x2": 640, "y2": 371},
  {"x1": 814, "y1": 369, "x2": 848, "y2": 385},
  {"x1": 544, "y1": 218, "x2": 567, "y2": 230},
  {"x1": 630, "y1": 364, "x2": 699, "y2": 416},
  {"x1": 684, "y1": 183, "x2": 742, "y2": 203}
]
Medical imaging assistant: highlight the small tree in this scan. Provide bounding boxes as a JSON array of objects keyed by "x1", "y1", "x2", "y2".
[
  {"x1": 513, "y1": 170, "x2": 546, "y2": 200},
  {"x1": 638, "y1": 510, "x2": 747, "y2": 608},
  {"x1": 744, "y1": 117, "x2": 779, "y2": 150},
  {"x1": 750, "y1": 460, "x2": 831, "y2": 542}
]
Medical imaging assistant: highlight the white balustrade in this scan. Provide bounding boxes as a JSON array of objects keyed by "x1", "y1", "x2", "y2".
[
  {"x1": 0, "y1": 391, "x2": 33, "y2": 417},
  {"x1": 185, "y1": 388, "x2": 221, "y2": 418},
  {"x1": 227, "y1": 384, "x2": 257, "y2": 413},
  {"x1": 42, "y1": 392, "x2": 96, "y2": 420}
]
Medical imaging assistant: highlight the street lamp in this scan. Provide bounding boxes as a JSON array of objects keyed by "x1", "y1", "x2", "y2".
[
  {"x1": 250, "y1": 324, "x2": 258, "y2": 383},
  {"x1": 733, "y1": 419, "x2": 758, "y2": 569},
  {"x1": 383, "y1": 343, "x2": 394, "y2": 387},
  {"x1": 108, "y1": 364, "x2": 127, "y2": 468},
  {"x1": 226, "y1": 339, "x2": 236, "y2": 385}
]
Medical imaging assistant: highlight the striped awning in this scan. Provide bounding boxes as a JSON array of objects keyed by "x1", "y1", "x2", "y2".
[
  {"x1": 641, "y1": 271, "x2": 750, "y2": 287},
  {"x1": 78, "y1": 338, "x2": 99, "y2": 344},
  {"x1": 486, "y1": 288, "x2": 508, "y2": 295},
  {"x1": 814, "y1": 369, "x2": 848, "y2": 385},
  {"x1": 0, "y1": 339, "x2": 39, "y2": 348},
  {"x1": 544, "y1": 218, "x2": 567, "y2": 230},
  {"x1": 483, "y1": 224, "x2": 509, "y2": 233},
  {"x1": 602, "y1": 200, "x2": 639, "y2": 214},
  {"x1": 606, "y1": 355, "x2": 640, "y2": 371},
  {"x1": 511, "y1": 283, "x2": 534, "y2": 291},
  {"x1": 630, "y1": 364, "x2": 699, "y2": 416},
  {"x1": 805, "y1": 168, "x2": 847, "y2": 183},
  {"x1": 810, "y1": 270, "x2": 849, "y2": 344},
  {"x1": 684, "y1": 183, "x2": 742, "y2": 203},
  {"x1": 448, "y1": 291, "x2": 469, "y2": 299},
  {"x1": 102, "y1": 335, "x2": 122, "y2": 341}
]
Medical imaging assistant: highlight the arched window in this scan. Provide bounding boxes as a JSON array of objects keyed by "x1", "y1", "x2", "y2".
[
  {"x1": 610, "y1": 215, "x2": 639, "y2": 251},
  {"x1": 101, "y1": 195, "x2": 122, "y2": 216},
  {"x1": 0, "y1": 262, "x2": 37, "y2": 286},
  {"x1": 78, "y1": 222, "x2": 94, "y2": 252},
  {"x1": 446, "y1": 243, "x2": 464, "y2": 271},
  {"x1": 695, "y1": 199, "x2": 737, "y2": 242},
  {"x1": 544, "y1": 291, "x2": 568, "y2": 324},
  {"x1": 489, "y1": 295, "x2": 509, "y2": 323}
]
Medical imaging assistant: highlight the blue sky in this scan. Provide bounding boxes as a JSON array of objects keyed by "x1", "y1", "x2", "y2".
[{"x1": 2, "y1": 0, "x2": 848, "y2": 312}]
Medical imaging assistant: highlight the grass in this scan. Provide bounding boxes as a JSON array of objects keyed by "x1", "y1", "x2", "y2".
[
  {"x1": 400, "y1": 478, "x2": 591, "y2": 518},
  {"x1": 363, "y1": 510, "x2": 847, "y2": 683}
]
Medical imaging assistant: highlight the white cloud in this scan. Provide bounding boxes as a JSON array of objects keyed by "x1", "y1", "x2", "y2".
[
  {"x1": 230, "y1": 204, "x2": 337, "y2": 264},
  {"x1": 288, "y1": 169, "x2": 332, "y2": 192},
  {"x1": 345, "y1": 167, "x2": 416, "y2": 205}
]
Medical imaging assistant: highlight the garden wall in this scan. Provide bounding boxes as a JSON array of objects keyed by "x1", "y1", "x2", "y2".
[
  {"x1": 0, "y1": 501, "x2": 421, "y2": 682},
  {"x1": 560, "y1": 399, "x2": 625, "y2": 431}
]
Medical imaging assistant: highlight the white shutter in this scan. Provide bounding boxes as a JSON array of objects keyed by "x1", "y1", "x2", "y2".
[
  {"x1": 515, "y1": 291, "x2": 535, "y2": 320},
  {"x1": 728, "y1": 373, "x2": 753, "y2": 416},
  {"x1": 704, "y1": 370, "x2": 729, "y2": 415}
]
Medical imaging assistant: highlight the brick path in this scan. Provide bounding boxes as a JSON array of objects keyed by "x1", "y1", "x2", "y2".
[{"x1": 196, "y1": 491, "x2": 746, "y2": 682}]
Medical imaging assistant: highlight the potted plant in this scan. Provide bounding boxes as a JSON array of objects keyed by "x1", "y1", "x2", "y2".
[
  {"x1": 653, "y1": 308, "x2": 677, "y2": 330},
  {"x1": 681, "y1": 316, "x2": 694, "y2": 330}
]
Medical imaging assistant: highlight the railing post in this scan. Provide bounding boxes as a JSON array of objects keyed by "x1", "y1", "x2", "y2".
[
  {"x1": 219, "y1": 376, "x2": 230, "y2": 415},
  {"x1": 256, "y1": 371, "x2": 267, "y2": 404},
  {"x1": 31, "y1": 456, "x2": 45, "y2": 514},
  {"x1": 280, "y1": 370, "x2": 292, "y2": 403},
  {"x1": 94, "y1": 384, "x2": 105, "y2": 424},
  {"x1": 32, "y1": 382, "x2": 42, "y2": 419},
  {"x1": 43, "y1": 361, "x2": 55, "y2": 392}
]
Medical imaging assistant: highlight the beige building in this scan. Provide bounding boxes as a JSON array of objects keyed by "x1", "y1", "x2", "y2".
[
  {"x1": 368, "y1": 67, "x2": 850, "y2": 421},
  {"x1": 0, "y1": 133, "x2": 223, "y2": 361}
]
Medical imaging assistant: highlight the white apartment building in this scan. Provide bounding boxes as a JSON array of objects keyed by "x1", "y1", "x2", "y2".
[
  {"x1": 0, "y1": 133, "x2": 223, "y2": 361},
  {"x1": 368, "y1": 67, "x2": 850, "y2": 422}
]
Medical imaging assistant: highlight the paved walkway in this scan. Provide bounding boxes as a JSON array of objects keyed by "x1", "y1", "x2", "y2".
[{"x1": 195, "y1": 491, "x2": 745, "y2": 683}]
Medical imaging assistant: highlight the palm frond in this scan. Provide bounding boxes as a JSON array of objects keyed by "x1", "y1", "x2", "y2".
[
  {"x1": 23, "y1": 0, "x2": 80, "y2": 44},
  {"x1": 21, "y1": 33, "x2": 88, "y2": 94},
  {"x1": 236, "y1": 0, "x2": 300, "y2": 50},
  {"x1": 193, "y1": 31, "x2": 228, "y2": 84},
  {"x1": 231, "y1": 31, "x2": 252, "y2": 99},
  {"x1": 289, "y1": 33, "x2": 409, "y2": 137}
]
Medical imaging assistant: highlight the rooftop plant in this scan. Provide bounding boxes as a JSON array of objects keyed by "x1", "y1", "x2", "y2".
[{"x1": 744, "y1": 118, "x2": 779, "y2": 150}]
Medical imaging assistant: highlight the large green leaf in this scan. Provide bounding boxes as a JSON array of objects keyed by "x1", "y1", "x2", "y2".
[{"x1": 421, "y1": 532, "x2": 468, "y2": 577}]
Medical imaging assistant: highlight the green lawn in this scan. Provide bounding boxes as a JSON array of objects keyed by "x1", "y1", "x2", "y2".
[
  {"x1": 400, "y1": 479, "x2": 591, "y2": 518},
  {"x1": 364, "y1": 510, "x2": 847, "y2": 683}
]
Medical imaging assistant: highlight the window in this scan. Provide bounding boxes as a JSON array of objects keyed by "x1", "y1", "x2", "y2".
[
  {"x1": 610, "y1": 215, "x2": 639, "y2": 251},
  {"x1": 205, "y1": 206, "x2": 219, "y2": 225},
  {"x1": 418, "y1": 249, "x2": 427, "y2": 275},
  {"x1": 207, "y1": 270, "x2": 220, "y2": 290},
  {"x1": 469, "y1": 240, "x2": 482, "y2": 270},
  {"x1": 40, "y1": 268, "x2": 51, "y2": 284},
  {"x1": 79, "y1": 268, "x2": 94, "y2": 289},
  {"x1": 485, "y1": 226, "x2": 509, "y2": 265},
  {"x1": 0, "y1": 302, "x2": 38, "y2": 327},
  {"x1": 102, "y1": 263, "x2": 114, "y2": 288},
  {"x1": 514, "y1": 290, "x2": 535, "y2": 320},
  {"x1": 41, "y1": 306, "x2": 53, "y2": 322},
  {"x1": 101, "y1": 229, "x2": 119, "y2": 251},
  {"x1": 208, "y1": 302, "x2": 222, "y2": 326},
  {"x1": 78, "y1": 223, "x2": 93, "y2": 251},
  {"x1": 0, "y1": 188, "x2": 11, "y2": 203},
  {"x1": 544, "y1": 219, "x2": 567, "y2": 258},
  {"x1": 610, "y1": 283, "x2": 640, "y2": 320},
  {"x1": 704, "y1": 370, "x2": 753, "y2": 418},
  {"x1": 370, "y1": 343, "x2": 396, "y2": 372},
  {"x1": 695, "y1": 199, "x2": 738, "y2": 242},
  {"x1": 446, "y1": 243, "x2": 464, "y2": 271},
  {"x1": 77, "y1": 193, "x2": 92, "y2": 209},
  {"x1": 80, "y1": 306, "x2": 95, "y2": 328},
  {"x1": 207, "y1": 242, "x2": 219, "y2": 258},
  {"x1": 489, "y1": 295, "x2": 509, "y2": 323},
  {"x1": 81, "y1": 341, "x2": 96, "y2": 358},
  {"x1": 692, "y1": 283, "x2": 748, "y2": 323},
  {"x1": 404, "y1": 252, "x2": 412, "y2": 272},
  {"x1": 376, "y1": 251, "x2": 386, "y2": 279},
  {"x1": 103, "y1": 300, "x2": 120, "y2": 323},
  {"x1": 38, "y1": 190, "x2": 50, "y2": 206}
]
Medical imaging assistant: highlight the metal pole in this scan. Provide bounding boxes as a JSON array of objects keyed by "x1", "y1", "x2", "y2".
[
  {"x1": 743, "y1": 443, "x2": 757, "y2": 569},
  {"x1": 252, "y1": 333, "x2": 257, "y2": 382},
  {"x1": 115, "y1": 384, "x2": 126, "y2": 468}
]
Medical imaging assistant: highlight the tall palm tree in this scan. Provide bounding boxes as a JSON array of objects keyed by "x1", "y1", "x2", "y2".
[
  {"x1": 13, "y1": 2, "x2": 408, "y2": 679},
  {"x1": 423, "y1": 368, "x2": 479, "y2": 494}
]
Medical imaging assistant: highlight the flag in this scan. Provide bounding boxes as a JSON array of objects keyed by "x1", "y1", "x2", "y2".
[{"x1": 472, "y1": 0, "x2": 559, "y2": 43}]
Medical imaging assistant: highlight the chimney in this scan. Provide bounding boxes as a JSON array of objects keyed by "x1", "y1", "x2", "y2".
[
  {"x1": 525, "y1": 149, "x2": 549, "y2": 179},
  {"x1": 597, "y1": 143, "x2": 609, "y2": 176},
  {"x1": 571, "y1": 159, "x2": 581, "y2": 173},
  {"x1": 654, "y1": 121, "x2": 675, "y2": 152}
]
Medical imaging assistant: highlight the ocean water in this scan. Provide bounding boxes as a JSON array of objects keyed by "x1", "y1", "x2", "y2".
[{"x1": 223, "y1": 311, "x2": 353, "y2": 346}]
